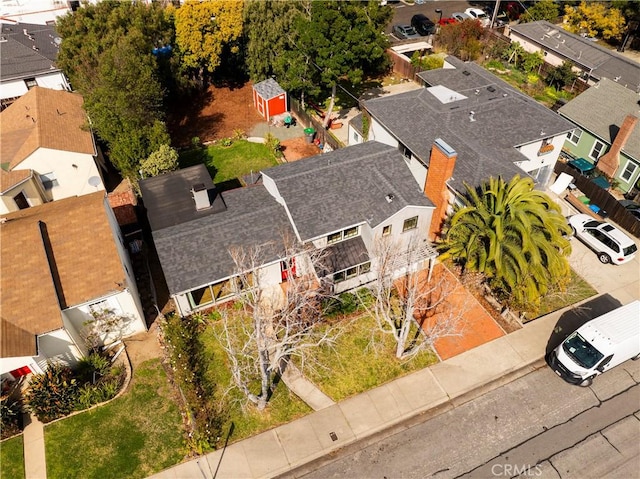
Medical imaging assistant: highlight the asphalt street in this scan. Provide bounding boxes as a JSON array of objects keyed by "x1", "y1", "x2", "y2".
[{"x1": 291, "y1": 361, "x2": 640, "y2": 479}]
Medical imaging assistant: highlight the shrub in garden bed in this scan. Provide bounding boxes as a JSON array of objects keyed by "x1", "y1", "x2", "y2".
[
  {"x1": 1, "y1": 393, "x2": 24, "y2": 439},
  {"x1": 24, "y1": 352, "x2": 125, "y2": 423}
]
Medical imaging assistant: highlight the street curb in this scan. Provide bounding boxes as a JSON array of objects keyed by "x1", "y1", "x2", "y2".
[{"x1": 274, "y1": 358, "x2": 548, "y2": 479}]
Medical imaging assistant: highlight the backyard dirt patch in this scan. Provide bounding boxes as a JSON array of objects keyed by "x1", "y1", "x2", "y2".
[
  {"x1": 281, "y1": 137, "x2": 323, "y2": 162},
  {"x1": 168, "y1": 82, "x2": 265, "y2": 148}
]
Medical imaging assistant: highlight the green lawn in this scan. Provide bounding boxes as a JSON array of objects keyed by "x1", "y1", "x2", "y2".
[
  {"x1": 526, "y1": 269, "x2": 598, "y2": 321},
  {"x1": 199, "y1": 326, "x2": 312, "y2": 444},
  {"x1": 179, "y1": 140, "x2": 278, "y2": 190},
  {"x1": 44, "y1": 359, "x2": 184, "y2": 479},
  {"x1": 299, "y1": 315, "x2": 438, "y2": 401},
  {"x1": 0, "y1": 435, "x2": 24, "y2": 479}
]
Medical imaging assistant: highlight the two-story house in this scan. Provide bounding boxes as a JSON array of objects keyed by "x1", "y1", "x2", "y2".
[
  {"x1": 140, "y1": 141, "x2": 453, "y2": 317},
  {"x1": 557, "y1": 78, "x2": 640, "y2": 193},
  {"x1": 0, "y1": 86, "x2": 106, "y2": 214},
  {"x1": 0, "y1": 22, "x2": 71, "y2": 109},
  {"x1": 0, "y1": 192, "x2": 147, "y2": 383},
  {"x1": 349, "y1": 56, "x2": 576, "y2": 199}
]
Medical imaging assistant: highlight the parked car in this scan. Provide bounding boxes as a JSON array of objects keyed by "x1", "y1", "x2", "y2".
[
  {"x1": 438, "y1": 17, "x2": 457, "y2": 26},
  {"x1": 411, "y1": 14, "x2": 437, "y2": 36},
  {"x1": 392, "y1": 24, "x2": 421, "y2": 40},
  {"x1": 568, "y1": 214, "x2": 638, "y2": 264},
  {"x1": 619, "y1": 200, "x2": 640, "y2": 221},
  {"x1": 464, "y1": 7, "x2": 491, "y2": 27},
  {"x1": 451, "y1": 12, "x2": 472, "y2": 22}
]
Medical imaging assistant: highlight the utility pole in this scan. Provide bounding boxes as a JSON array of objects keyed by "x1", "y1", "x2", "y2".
[{"x1": 490, "y1": 0, "x2": 501, "y2": 29}]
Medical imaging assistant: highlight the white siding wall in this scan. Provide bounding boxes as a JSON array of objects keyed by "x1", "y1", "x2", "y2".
[
  {"x1": 0, "y1": 176, "x2": 46, "y2": 214},
  {"x1": 0, "y1": 356, "x2": 43, "y2": 376},
  {"x1": 368, "y1": 119, "x2": 399, "y2": 147},
  {"x1": 35, "y1": 329, "x2": 84, "y2": 371},
  {"x1": 407, "y1": 156, "x2": 428, "y2": 190},
  {"x1": 0, "y1": 80, "x2": 28, "y2": 100},
  {"x1": 20, "y1": 148, "x2": 103, "y2": 201},
  {"x1": 372, "y1": 205, "x2": 434, "y2": 249},
  {"x1": 515, "y1": 134, "x2": 566, "y2": 186},
  {"x1": 35, "y1": 72, "x2": 71, "y2": 91}
]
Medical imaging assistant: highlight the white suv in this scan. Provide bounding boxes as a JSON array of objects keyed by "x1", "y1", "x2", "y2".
[
  {"x1": 568, "y1": 214, "x2": 638, "y2": 265},
  {"x1": 464, "y1": 8, "x2": 491, "y2": 27}
]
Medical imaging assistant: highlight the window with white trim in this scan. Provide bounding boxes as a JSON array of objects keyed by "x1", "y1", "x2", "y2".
[
  {"x1": 402, "y1": 216, "x2": 418, "y2": 232},
  {"x1": 566, "y1": 128, "x2": 582, "y2": 145},
  {"x1": 327, "y1": 226, "x2": 360, "y2": 244},
  {"x1": 382, "y1": 225, "x2": 391, "y2": 236},
  {"x1": 333, "y1": 261, "x2": 371, "y2": 283},
  {"x1": 620, "y1": 160, "x2": 638, "y2": 182},
  {"x1": 40, "y1": 172, "x2": 59, "y2": 190},
  {"x1": 589, "y1": 140, "x2": 606, "y2": 161}
]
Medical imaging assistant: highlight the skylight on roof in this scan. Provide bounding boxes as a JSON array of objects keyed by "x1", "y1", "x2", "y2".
[{"x1": 427, "y1": 85, "x2": 467, "y2": 104}]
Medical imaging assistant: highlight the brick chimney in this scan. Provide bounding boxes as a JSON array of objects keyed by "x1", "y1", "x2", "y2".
[
  {"x1": 597, "y1": 114, "x2": 638, "y2": 178},
  {"x1": 425, "y1": 138, "x2": 457, "y2": 241}
]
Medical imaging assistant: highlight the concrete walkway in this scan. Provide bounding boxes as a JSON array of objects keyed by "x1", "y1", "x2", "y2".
[
  {"x1": 280, "y1": 362, "x2": 335, "y2": 411},
  {"x1": 22, "y1": 412, "x2": 47, "y2": 479}
]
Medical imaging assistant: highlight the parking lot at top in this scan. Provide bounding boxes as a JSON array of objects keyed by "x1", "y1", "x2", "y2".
[{"x1": 386, "y1": 0, "x2": 478, "y2": 39}]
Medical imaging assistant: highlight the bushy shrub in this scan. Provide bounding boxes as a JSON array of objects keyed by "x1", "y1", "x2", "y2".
[
  {"x1": 76, "y1": 352, "x2": 111, "y2": 384},
  {"x1": 25, "y1": 363, "x2": 79, "y2": 423},
  {"x1": 264, "y1": 133, "x2": 282, "y2": 158},
  {"x1": 323, "y1": 289, "x2": 373, "y2": 318},
  {"x1": 1, "y1": 394, "x2": 23, "y2": 439}
]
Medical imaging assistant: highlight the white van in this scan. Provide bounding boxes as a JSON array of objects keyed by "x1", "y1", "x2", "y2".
[{"x1": 547, "y1": 301, "x2": 640, "y2": 386}]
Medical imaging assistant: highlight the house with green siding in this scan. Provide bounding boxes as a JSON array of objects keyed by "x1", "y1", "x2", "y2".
[{"x1": 558, "y1": 78, "x2": 640, "y2": 193}]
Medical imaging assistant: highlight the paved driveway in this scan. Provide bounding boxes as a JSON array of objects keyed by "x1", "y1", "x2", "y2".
[{"x1": 567, "y1": 231, "x2": 640, "y2": 304}]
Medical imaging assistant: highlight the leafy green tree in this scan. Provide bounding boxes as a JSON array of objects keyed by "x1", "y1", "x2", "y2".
[
  {"x1": 520, "y1": 0, "x2": 559, "y2": 23},
  {"x1": 174, "y1": 0, "x2": 243, "y2": 86},
  {"x1": 563, "y1": 1, "x2": 626, "y2": 40},
  {"x1": 522, "y1": 50, "x2": 544, "y2": 73},
  {"x1": 439, "y1": 176, "x2": 572, "y2": 313},
  {"x1": 244, "y1": 0, "x2": 306, "y2": 81},
  {"x1": 56, "y1": 1, "x2": 174, "y2": 179},
  {"x1": 503, "y1": 41, "x2": 525, "y2": 67},
  {"x1": 546, "y1": 60, "x2": 578, "y2": 89},
  {"x1": 292, "y1": 1, "x2": 392, "y2": 126},
  {"x1": 140, "y1": 144, "x2": 179, "y2": 177}
]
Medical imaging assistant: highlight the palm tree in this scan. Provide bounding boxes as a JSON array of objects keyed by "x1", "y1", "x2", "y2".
[{"x1": 439, "y1": 175, "x2": 572, "y2": 312}]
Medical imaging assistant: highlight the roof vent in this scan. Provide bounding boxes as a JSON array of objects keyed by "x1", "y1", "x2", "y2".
[
  {"x1": 474, "y1": 89, "x2": 480, "y2": 95},
  {"x1": 385, "y1": 194, "x2": 395, "y2": 203},
  {"x1": 191, "y1": 183, "x2": 211, "y2": 211},
  {"x1": 487, "y1": 86, "x2": 496, "y2": 92},
  {"x1": 462, "y1": 70, "x2": 471, "y2": 76},
  {"x1": 469, "y1": 111, "x2": 476, "y2": 122}
]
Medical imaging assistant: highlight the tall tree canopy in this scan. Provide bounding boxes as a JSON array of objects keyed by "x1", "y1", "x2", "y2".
[
  {"x1": 174, "y1": 0, "x2": 244, "y2": 83},
  {"x1": 519, "y1": 0, "x2": 559, "y2": 23},
  {"x1": 563, "y1": 1, "x2": 626, "y2": 40},
  {"x1": 439, "y1": 176, "x2": 572, "y2": 313},
  {"x1": 244, "y1": 0, "x2": 391, "y2": 115},
  {"x1": 56, "y1": 1, "x2": 174, "y2": 178}
]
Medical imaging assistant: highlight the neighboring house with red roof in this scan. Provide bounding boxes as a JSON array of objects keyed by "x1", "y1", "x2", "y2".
[
  {"x1": 0, "y1": 86, "x2": 106, "y2": 214},
  {"x1": 0, "y1": 192, "x2": 147, "y2": 382}
]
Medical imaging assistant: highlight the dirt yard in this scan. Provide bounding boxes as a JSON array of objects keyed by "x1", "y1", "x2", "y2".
[{"x1": 168, "y1": 82, "x2": 265, "y2": 147}]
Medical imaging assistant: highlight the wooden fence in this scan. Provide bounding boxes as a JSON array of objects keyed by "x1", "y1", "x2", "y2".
[
  {"x1": 289, "y1": 98, "x2": 343, "y2": 151},
  {"x1": 555, "y1": 161, "x2": 640, "y2": 237}
]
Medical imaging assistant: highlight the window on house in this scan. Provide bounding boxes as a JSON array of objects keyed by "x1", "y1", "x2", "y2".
[
  {"x1": 345, "y1": 267, "x2": 358, "y2": 279},
  {"x1": 327, "y1": 232, "x2": 342, "y2": 244},
  {"x1": 332, "y1": 261, "x2": 371, "y2": 283},
  {"x1": 360, "y1": 262, "x2": 371, "y2": 274},
  {"x1": 211, "y1": 279, "x2": 233, "y2": 301},
  {"x1": 402, "y1": 216, "x2": 418, "y2": 232},
  {"x1": 566, "y1": 129, "x2": 582, "y2": 145},
  {"x1": 399, "y1": 143, "x2": 411, "y2": 160},
  {"x1": 542, "y1": 138, "x2": 552, "y2": 147},
  {"x1": 40, "y1": 172, "x2": 59, "y2": 190},
  {"x1": 333, "y1": 271, "x2": 346, "y2": 283},
  {"x1": 590, "y1": 140, "x2": 606, "y2": 161},
  {"x1": 353, "y1": 131, "x2": 360, "y2": 143},
  {"x1": 621, "y1": 160, "x2": 638, "y2": 182},
  {"x1": 327, "y1": 226, "x2": 359, "y2": 244},
  {"x1": 188, "y1": 286, "x2": 214, "y2": 309},
  {"x1": 382, "y1": 225, "x2": 391, "y2": 236},
  {"x1": 13, "y1": 192, "x2": 29, "y2": 210},
  {"x1": 344, "y1": 226, "x2": 358, "y2": 239},
  {"x1": 25, "y1": 78, "x2": 37, "y2": 89}
]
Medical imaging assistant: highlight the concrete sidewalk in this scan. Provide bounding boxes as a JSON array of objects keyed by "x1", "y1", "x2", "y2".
[
  {"x1": 23, "y1": 412, "x2": 47, "y2": 479},
  {"x1": 149, "y1": 309, "x2": 561, "y2": 479}
]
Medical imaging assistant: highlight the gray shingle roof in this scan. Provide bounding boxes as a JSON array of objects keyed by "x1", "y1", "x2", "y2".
[
  {"x1": 253, "y1": 78, "x2": 286, "y2": 100},
  {"x1": 263, "y1": 141, "x2": 434, "y2": 241},
  {"x1": 558, "y1": 78, "x2": 640, "y2": 161},
  {"x1": 148, "y1": 181, "x2": 295, "y2": 296},
  {"x1": 0, "y1": 22, "x2": 61, "y2": 81},
  {"x1": 321, "y1": 236, "x2": 370, "y2": 275},
  {"x1": 509, "y1": 21, "x2": 640, "y2": 90},
  {"x1": 363, "y1": 58, "x2": 574, "y2": 191}
]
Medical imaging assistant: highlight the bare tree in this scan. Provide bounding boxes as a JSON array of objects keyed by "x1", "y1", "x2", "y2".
[
  {"x1": 365, "y1": 236, "x2": 468, "y2": 360},
  {"x1": 81, "y1": 307, "x2": 134, "y2": 352},
  {"x1": 214, "y1": 237, "x2": 338, "y2": 411}
]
